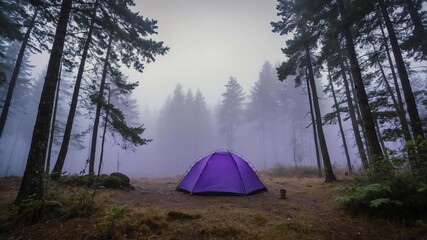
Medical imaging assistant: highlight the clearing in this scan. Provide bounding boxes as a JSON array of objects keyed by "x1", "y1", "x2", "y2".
[{"x1": 0, "y1": 174, "x2": 426, "y2": 239}]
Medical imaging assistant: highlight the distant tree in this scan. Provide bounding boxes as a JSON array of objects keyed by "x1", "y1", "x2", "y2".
[
  {"x1": 157, "y1": 84, "x2": 212, "y2": 173},
  {"x1": 0, "y1": 44, "x2": 36, "y2": 176},
  {"x1": 247, "y1": 61, "x2": 281, "y2": 168},
  {"x1": 218, "y1": 77, "x2": 245, "y2": 150}
]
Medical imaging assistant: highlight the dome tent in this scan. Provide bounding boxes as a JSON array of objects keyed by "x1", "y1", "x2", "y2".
[{"x1": 176, "y1": 150, "x2": 267, "y2": 195}]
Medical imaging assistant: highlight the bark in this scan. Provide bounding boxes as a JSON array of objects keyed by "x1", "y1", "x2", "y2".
[
  {"x1": 0, "y1": 10, "x2": 38, "y2": 138},
  {"x1": 337, "y1": 0, "x2": 388, "y2": 177},
  {"x1": 89, "y1": 34, "x2": 113, "y2": 175},
  {"x1": 304, "y1": 45, "x2": 336, "y2": 182},
  {"x1": 328, "y1": 68, "x2": 352, "y2": 174},
  {"x1": 306, "y1": 69, "x2": 323, "y2": 177},
  {"x1": 46, "y1": 63, "x2": 62, "y2": 175},
  {"x1": 403, "y1": 0, "x2": 427, "y2": 56},
  {"x1": 379, "y1": 0, "x2": 426, "y2": 179},
  {"x1": 15, "y1": 0, "x2": 72, "y2": 204},
  {"x1": 338, "y1": 49, "x2": 369, "y2": 170},
  {"x1": 52, "y1": 0, "x2": 99, "y2": 179}
]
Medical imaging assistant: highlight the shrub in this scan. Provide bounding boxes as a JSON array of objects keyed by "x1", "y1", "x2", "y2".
[{"x1": 334, "y1": 173, "x2": 427, "y2": 223}]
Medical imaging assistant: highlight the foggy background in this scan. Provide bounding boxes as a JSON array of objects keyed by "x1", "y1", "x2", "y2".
[{"x1": 1, "y1": 0, "x2": 360, "y2": 178}]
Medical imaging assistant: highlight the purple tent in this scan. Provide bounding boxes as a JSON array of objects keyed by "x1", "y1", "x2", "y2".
[{"x1": 176, "y1": 150, "x2": 267, "y2": 195}]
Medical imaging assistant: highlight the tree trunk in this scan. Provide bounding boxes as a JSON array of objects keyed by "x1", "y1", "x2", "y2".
[
  {"x1": 15, "y1": 0, "x2": 72, "y2": 204},
  {"x1": 344, "y1": 56, "x2": 374, "y2": 167},
  {"x1": 378, "y1": 0, "x2": 426, "y2": 179},
  {"x1": 272, "y1": 117, "x2": 279, "y2": 165},
  {"x1": 376, "y1": 54, "x2": 414, "y2": 151},
  {"x1": 337, "y1": 50, "x2": 369, "y2": 170},
  {"x1": 46, "y1": 62, "x2": 62, "y2": 175},
  {"x1": 328, "y1": 68, "x2": 352, "y2": 174},
  {"x1": 305, "y1": 45, "x2": 336, "y2": 182},
  {"x1": 89, "y1": 34, "x2": 113, "y2": 175},
  {"x1": 375, "y1": 119, "x2": 389, "y2": 161},
  {"x1": 403, "y1": 0, "x2": 427, "y2": 55},
  {"x1": 261, "y1": 118, "x2": 267, "y2": 169},
  {"x1": 379, "y1": 22, "x2": 418, "y2": 165},
  {"x1": 337, "y1": 0, "x2": 388, "y2": 178},
  {"x1": 52, "y1": 0, "x2": 99, "y2": 179},
  {"x1": 97, "y1": 88, "x2": 110, "y2": 178},
  {"x1": 379, "y1": 23, "x2": 409, "y2": 134},
  {"x1": 306, "y1": 68, "x2": 322, "y2": 177},
  {"x1": 0, "y1": 10, "x2": 38, "y2": 138}
]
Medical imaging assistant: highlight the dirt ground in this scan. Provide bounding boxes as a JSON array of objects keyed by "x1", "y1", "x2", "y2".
[{"x1": 1, "y1": 175, "x2": 426, "y2": 239}]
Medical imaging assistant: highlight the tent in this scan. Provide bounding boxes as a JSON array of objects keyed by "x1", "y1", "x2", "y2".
[{"x1": 176, "y1": 150, "x2": 267, "y2": 195}]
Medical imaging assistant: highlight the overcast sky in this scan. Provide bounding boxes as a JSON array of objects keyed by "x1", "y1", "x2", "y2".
[{"x1": 130, "y1": 0, "x2": 287, "y2": 110}]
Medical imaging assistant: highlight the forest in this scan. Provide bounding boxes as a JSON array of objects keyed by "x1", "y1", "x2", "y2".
[{"x1": 0, "y1": 0, "x2": 427, "y2": 239}]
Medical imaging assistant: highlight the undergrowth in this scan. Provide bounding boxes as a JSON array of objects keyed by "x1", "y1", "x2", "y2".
[
  {"x1": 0, "y1": 181, "x2": 96, "y2": 233},
  {"x1": 334, "y1": 172, "x2": 427, "y2": 223},
  {"x1": 269, "y1": 164, "x2": 320, "y2": 177}
]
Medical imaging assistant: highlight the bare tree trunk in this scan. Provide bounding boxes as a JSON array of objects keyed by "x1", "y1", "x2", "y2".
[
  {"x1": 15, "y1": 0, "x2": 72, "y2": 204},
  {"x1": 337, "y1": 0, "x2": 387, "y2": 178},
  {"x1": 337, "y1": 50, "x2": 369, "y2": 170},
  {"x1": 89, "y1": 34, "x2": 113, "y2": 175},
  {"x1": 46, "y1": 62, "x2": 62, "y2": 175},
  {"x1": 306, "y1": 69, "x2": 322, "y2": 177},
  {"x1": 0, "y1": 10, "x2": 38, "y2": 138},
  {"x1": 305, "y1": 46, "x2": 336, "y2": 182},
  {"x1": 52, "y1": 0, "x2": 99, "y2": 179},
  {"x1": 328, "y1": 68, "x2": 352, "y2": 174},
  {"x1": 344, "y1": 56, "x2": 374, "y2": 167},
  {"x1": 379, "y1": 0, "x2": 426, "y2": 180}
]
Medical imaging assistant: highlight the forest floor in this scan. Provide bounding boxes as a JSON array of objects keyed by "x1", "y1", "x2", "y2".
[{"x1": 0, "y1": 174, "x2": 426, "y2": 239}]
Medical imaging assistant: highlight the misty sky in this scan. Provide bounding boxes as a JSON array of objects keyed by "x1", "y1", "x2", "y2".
[{"x1": 130, "y1": 0, "x2": 287, "y2": 110}]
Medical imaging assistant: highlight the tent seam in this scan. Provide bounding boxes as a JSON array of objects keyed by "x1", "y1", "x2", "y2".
[
  {"x1": 191, "y1": 152, "x2": 216, "y2": 193},
  {"x1": 228, "y1": 150, "x2": 247, "y2": 195}
]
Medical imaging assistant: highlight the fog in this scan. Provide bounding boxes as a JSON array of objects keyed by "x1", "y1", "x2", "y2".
[{"x1": 0, "y1": 0, "x2": 361, "y2": 178}]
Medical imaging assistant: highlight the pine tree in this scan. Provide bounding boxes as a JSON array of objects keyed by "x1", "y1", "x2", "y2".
[
  {"x1": 247, "y1": 61, "x2": 281, "y2": 168},
  {"x1": 15, "y1": 0, "x2": 73, "y2": 204},
  {"x1": 218, "y1": 77, "x2": 245, "y2": 150},
  {"x1": 272, "y1": 0, "x2": 337, "y2": 181}
]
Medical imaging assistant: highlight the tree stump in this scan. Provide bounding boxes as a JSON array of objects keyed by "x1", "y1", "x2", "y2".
[{"x1": 280, "y1": 189, "x2": 287, "y2": 199}]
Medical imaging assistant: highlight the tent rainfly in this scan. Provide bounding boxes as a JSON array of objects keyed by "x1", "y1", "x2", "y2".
[{"x1": 176, "y1": 150, "x2": 267, "y2": 195}]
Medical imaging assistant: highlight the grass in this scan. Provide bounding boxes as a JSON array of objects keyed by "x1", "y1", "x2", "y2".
[
  {"x1": 49, "y1": 201, "x2": 319, "y2": 240},
  {"x1": 1, "y1": 175, "x2": 426, "y2": 239},
  {"x1": 268, "y1": 165, "x2": 320, "y2": 178}
]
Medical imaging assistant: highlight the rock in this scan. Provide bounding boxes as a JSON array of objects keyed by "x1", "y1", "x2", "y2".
[{"x1": 101, "y1": 172, "x2": 130, "y2": 189}]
